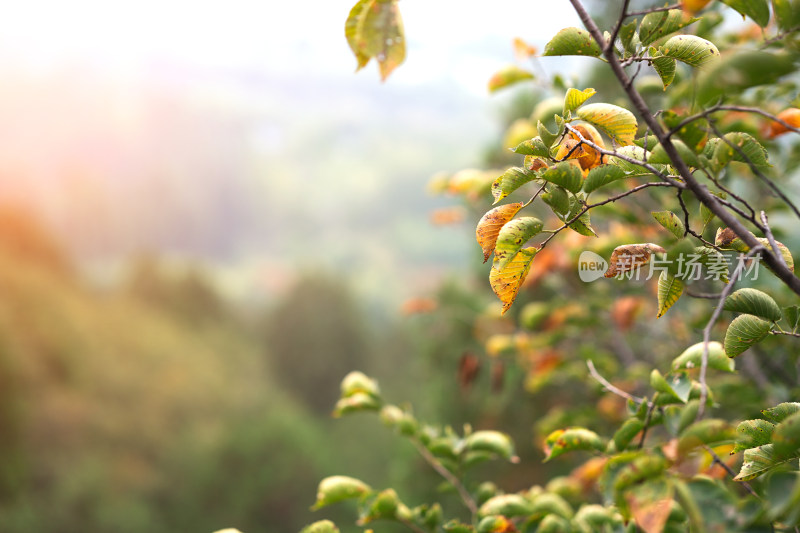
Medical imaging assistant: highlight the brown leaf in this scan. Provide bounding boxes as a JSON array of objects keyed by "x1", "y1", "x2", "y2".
[
  {"x1": 491, "y1": 359, "x2": 505, "y2": 394},
  {"x1": 458, "y1": 352, "x2": 480, "y2": 392},
  {"x1": 476, "y1": 203, "x2": 524, "y2": 262},
  {"x1": 430, "y1": 206, "x2": 466, "y2": 225},
  {"x1": 400, "y1": 297, "x2": 437, "y2": 315},
  {"x1": 604, "y1": 243, "x2": 666, "y2": 278}
]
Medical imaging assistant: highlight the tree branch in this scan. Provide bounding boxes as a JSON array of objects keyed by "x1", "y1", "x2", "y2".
[
  {"x1": 567, "y1": 0, "x2": 800, "y2": 297},
  {"x1": 412, "y1": 440, "x2": 478, "y2": 517}
]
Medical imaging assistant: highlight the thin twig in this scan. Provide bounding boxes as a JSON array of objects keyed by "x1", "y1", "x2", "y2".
[
  {"x1": 412, "y1": 440, "x2": 478, "y2": 517},
  {"x1": 523, "y1": 182, "x2": 549, "y2": 208},
  {"x1": 637, "y1": 395, "x2": 659, "y2": 449},
  {"x1": 606, "y1": 0, "x2": 632, "y2": 55},
  {"x1": 626, "y1": 3, "x2": 681, "y2": 17},
  {"x1": 771, "y1": 330, "x2": 800, "y2": 338},
  {"x1": 697, "y1": 245, "x2": 765, "y2": 420},
  {"x1": 666, "y1": 105, "x2": 800, "y2": 138},
  {"x1": 538, "y1": 181, "x2": 674, "y2": 249},
  {"x1": 703, "y1": 445, "x2": 761, "y2": 499},
  {"x1": 587, "y1": 360, "x2": 649, "y2": 405}
]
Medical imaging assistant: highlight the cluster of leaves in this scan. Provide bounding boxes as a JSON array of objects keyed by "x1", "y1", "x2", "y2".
[{"x1": 293, "y1": 0, "x2": 800, "y2": 532}]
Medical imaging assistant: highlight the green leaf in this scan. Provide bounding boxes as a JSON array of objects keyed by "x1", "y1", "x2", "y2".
[
  {"x1": 662, "y1": 110, "x2": 708, "y2": 151},
  {"x1": 537, "y1": 515, "x2": 572, "y2": 533},
  {"x1": 477, "y1": 494, "x2": 533, "y2": 518},
  {"x1": 529, "y1": 493, "x2": 574, "y2": 520},
  {"x1": 541, "y1": 161, "x2": 583, "y2": 193},
  {"x1": 577, "y1": 103, "x2": 638, "y2": 146},
  {"x1": 563, "y1": 87, "x2": 596, "y2": 115},
  {"x1": 345, "y1": 0, "x2": 406, "y2": 81},
  {"x1": 614, "y1": 455, "x2": 669, "y2": 494},
  {"x1": 735, "y1": 444, "x2": 798, "y2": 481},
  {"x1": 493, "y1": 218, "x2": 543, "y2": 271},
  {"x1": 583, "y1": 165, "x2": 627, "y2": 194},
  {"x1": 542, "y1": 186, "x2": 570, "y2": 216},
  {"x1": 724, "y1": 314, "x2": 772, "y2": 358},
  {"x1": 720, "y1": 0, "x2": 771, "y2": 26},
  {"x1": 762, "y1": 402, "x2": 800, "y2": 424},
  {"x1": 619, "y1": 19, "x2": 639, "y2": 54},
  {"x1": 697, "y1": 51, "x2": 796, "y2": 105},
  {"x1": 657, "y1": 271, "x2": 684, "y2": 318},
  {"x1": 733, "y1": 419, "x2": 775, "y2": 453},
  {"x1": 442, "y1": 520, "x2": 473, "y2": 533},
  {"x1": 543, "y1": 27, "x2": 602, "y2": 57},
  {"x1": 512, "y1": 137, "x2": 550, "y2": 157},
  {"x1": 651, "y1": 54, "x2": 677, "y2": 89},
  {"x1": 463, "y1": 430, "x2": 517, "y2": 461},
  {"x1": 359, "y1": 489, "x2": 401, "y2": 524},
  {"x1": 544, "y1": 427, "x2": 605, "y2": 461},
  {"x1": 639, "y1": 9, "x2": 699, "y2": 46},
  {"x1": 538, "y1": 120, "x2": 560, "y2": 148},
  {"x1": 678, "y1": 419, "x2": 735, "y2": 455},
  {"x1": 488, "y1": 65, "x2": 535, "y2": 93},
  {"x1": 773, "y1": 0, "x2": 800, "y2": 31},
  {"x1": 783, "y1": 306, "x2": 800, "y2": 333},
  {"x1": 300, "y1": 520, "x2": 340, "y2": 533},
  {"x1": 491, "y1": 167, "x2": 538, "y2": 203},
  {"x1": 652, "y1": 370, "x2": 692, "y2": 403},
  {"x1": 652, "y1": 211, "x2": 686, "y2": 240},
  {"x1": 713, "y1": 132, "x2": 769, "y2": 168},
  {"x1": 649, "y1": 139, "x2": 699, "y2": 168},
  {"x1": 672, "y1": 341, "x2": 735, "y2": 373},
  {"x1": 565, "y1": 194, "x2": 596, "y2": 237},
  {"x1": 765, "y1": 472, "x2": 800, "y2": 525},
  {"x1": 333, "y1": 392, "x2": 381, "y2": 417},
  {"x1": 312, "y1": 476, "x2": 371, "y2": 509},
  {"x1": 771, "y1": 412, "x2": 800, "y2": 457},
  {"x1": 659, "y1": 35, "x2": 720, "y2": 68},
  {"x1": 612, "y1": 418, "x2": 645, "y2": 451},
  {"x1": 723, "y1": 288, "x2": 782, "y2": 322}
]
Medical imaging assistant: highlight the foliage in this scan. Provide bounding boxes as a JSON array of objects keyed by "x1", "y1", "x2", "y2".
[{"x1": 300, "y1": 0, "x2": 800, "y2": 532}]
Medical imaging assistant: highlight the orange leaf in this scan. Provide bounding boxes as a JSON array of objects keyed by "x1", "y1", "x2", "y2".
[
  {"x1": 512, "y1": 37, "x2": 537, "y2": 61},
  {"x1": 768, "y1": 107, "x2": 800, "y2": 138},
  {"x1": 627, "y1": 492, "x2": 672, "y2": 533},
  {"x1": 476, "y1": 203, "x2": 524, "y2": 262},
  {"x1": 490, "y1": 247, "x2": 537, "y2": 314},
  {"x1": 681, "y1": 0, "x2": 711, "y2": 15}
]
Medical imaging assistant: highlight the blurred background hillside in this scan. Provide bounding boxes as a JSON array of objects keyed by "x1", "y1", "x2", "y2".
[{"x1": 0, "y1": 1, "x2": 589, "y2": 531}]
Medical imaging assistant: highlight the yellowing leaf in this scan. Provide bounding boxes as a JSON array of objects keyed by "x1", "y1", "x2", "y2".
[
  {"x1": 488, "y1": 65, "x2": 535, "y2": 93},
  {"x1": 491, "y1": 166, "x2": 538, "y2": 204},
  {"x1": 490, "y1": 247, "x2": 537, "y2": 314},
  {"x1": 651, "y1": 54, "x2": 677, "y2": 89},
  {"x1": 345, "y1": 0, "x2": 406, "y2": 81},
  {"x1": 493, "y1": 217, "x2": 543, "y2": 270},
  {"x1": 660, "y1": 35, "x2": 720, "y2": 68},
  {"x1": 652, "y1": 210, "x2": 686, "y2": 239},
  {"x1": 639, "y1": 9, "x2": 699, "y2": 47},
  {"x1": 605, "y1": 243, "x2": 665, "y2": 278},
  {"x1": 563, "y1": 87, "x2": 596, "y2": 115},
  {"x1": 544, "y1": 427, "x2": 605, "y2": 461},
  {"x1": 577, "y1": 103, "x2": 638, "y2": 146},
  {"x1": 672, "y1": 341, "x2": 735, "y2": 373},
  {"x1": 513, "y1": 37, "x2": 538, "y2": 61},
  {"x1": 657, "y1": 271, "x2": 683, "y2": 318},
  {"x1": 544, "y1": 27, "x2": 602, "y2": 57},
  {"x1": 476, "y1": 203, "x2": 525, "y2": 263}
]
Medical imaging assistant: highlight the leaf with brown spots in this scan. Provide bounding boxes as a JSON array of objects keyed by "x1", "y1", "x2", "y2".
[
  {"x1": 345, "y1": 0, "x2": 406, "y2": 81},
  {"x1": 476, "y1": 203, "x2": 525, "y2": 262},
  {"x1": 605, "y1": 243, "x2": 666, "y2": 278},
  {"x1": 490, "y1": 247, "x2": 537, "y2": 314},
  {"x1": 543, "y1": 427, "x2": 605, "y2": 461}
]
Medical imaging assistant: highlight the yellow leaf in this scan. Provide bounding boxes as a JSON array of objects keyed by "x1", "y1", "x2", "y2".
[
  {"x1": 513, "y1": 37, "x2": 537, "y2": 61},
  {"x1": 657, "y1": 271, "x2": 684, "y2": 318},
  {"x1": 490, "y1": 247, "x2": 537, "y2": 314},
  {"x1": 577, "y1": 103, "x2": 638, "y2": 146},
  {"x1": 476, "y1": 203, "x2": 525, "y2": 262}
]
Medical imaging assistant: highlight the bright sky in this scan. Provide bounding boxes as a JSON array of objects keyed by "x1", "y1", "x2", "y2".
[{"x1": 0, "y1": 1, "x2": 579, "y2": 92}]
